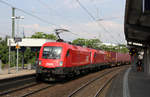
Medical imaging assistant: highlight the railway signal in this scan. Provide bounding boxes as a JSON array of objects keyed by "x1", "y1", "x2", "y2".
[
  {"x1": 14, "y1": 37, "x2": 22, "y2": 72},
  {"x1": 129, "y1": 48, "x2": 137, "y2": 56},
  {"x1": 16, "y1": 44, "x2": 20, "y2": 49}
]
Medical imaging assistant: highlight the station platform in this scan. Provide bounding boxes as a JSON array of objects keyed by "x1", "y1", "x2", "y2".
[
  {"x1": 106, "y1": 66, "x2": 150, "y2": 97},
  {"x1": 0, "y1": 68, "x2": 35, "y2": 80}
]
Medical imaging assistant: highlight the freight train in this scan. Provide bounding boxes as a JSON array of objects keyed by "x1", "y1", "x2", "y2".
[{"x1": 36, "y1": 42, "x2": 131, "y2": 81}]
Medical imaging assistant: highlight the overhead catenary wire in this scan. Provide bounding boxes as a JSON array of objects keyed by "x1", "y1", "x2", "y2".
[
  {"x1": 0, "y1": 0, "x2": 124, "y2": 44},
  {"x1": 0, "y1": 0, "x2": 57, "y2": 27},
  {"x1": 0, "y1": 0, "x2": 84, "y2": 38},
  {"x1": 36, "y1": 0, "x2": 97, "y2": 39},
  {"x1": 76, "y1": 0, "x2": 96, "y2": 21},
  {"x1": 75, "y1": 0, "x2": 123, "y2": 45}
]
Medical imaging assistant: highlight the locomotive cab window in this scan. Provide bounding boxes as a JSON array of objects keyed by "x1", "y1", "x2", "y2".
[{"x1": 42, "y1": 46, "x2": 62, "y2": 59}]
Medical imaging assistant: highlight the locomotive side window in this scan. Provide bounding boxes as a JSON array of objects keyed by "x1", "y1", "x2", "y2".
[
  {"x1": 66, "y1": 50, "x2": 70, "y2": 57},
  {"x1": 43, "y1": 46, "x2": 62, "y2": 59},
  {"x1": 94, "y1": 53, "x2": 96, "y2": 58}
]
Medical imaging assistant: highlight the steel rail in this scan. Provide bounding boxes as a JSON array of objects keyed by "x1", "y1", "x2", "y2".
[
  {"x1": 0, "y1": 77, "x2": 35, "y2": 87},
  {"x1": 0, "y1": 82, "x2": 39, "y2": 96},
  {"x1": 93, "y1": 73, "x2": 118, "y2": 97},
  {"x1": 19, "y1": 84, "x2": 56, "y2": 97},
  {"x1": 67, "y1": 68, "x2": 119, "y2": 97}
]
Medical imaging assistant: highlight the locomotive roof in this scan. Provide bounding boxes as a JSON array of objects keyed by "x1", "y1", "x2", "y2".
[
  {"x1": 42, "y1": 42, "x2": 129, "y2": 55},
  {"x1": 42, "y1": 42, "x2": 90, "y2": 52}
]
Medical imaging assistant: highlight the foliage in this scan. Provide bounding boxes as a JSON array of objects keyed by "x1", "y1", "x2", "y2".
[
  {"x1": 72, "y1": 38, "x2": 86, "y2": 46},
  {"x1": 72, "y1": 38, "x2": 128, "y2": 53},
  {"x1": 86, "y1": 39, "x2": 101, "y2": 48},
  {"x1": 100, "y1": 44, "x2": 129, "y2": 53},
  {"x1": 0, "y1": 37, "x2": 8, "y2": 64},
  {"x1": 31, "y1": 32, "x2": 57, "y2": 40},
  {"x1": 72, "y1": 38, "x2": 102, "y2": 48}
]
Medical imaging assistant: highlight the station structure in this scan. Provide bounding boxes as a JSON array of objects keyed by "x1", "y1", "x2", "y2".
[
  {"x1": 125, "y1": 0, "x2": 150, "y2": 75},
  {"x1": 7, "y1": 38, "x2": 55, "y2": 47}
]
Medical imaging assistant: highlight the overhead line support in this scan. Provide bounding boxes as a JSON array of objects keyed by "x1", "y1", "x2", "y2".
[{"x1": 12, "y1": 7, "x2": 15, "y2": 38}]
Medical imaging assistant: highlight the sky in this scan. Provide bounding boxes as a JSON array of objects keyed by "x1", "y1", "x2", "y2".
[{"x1": 0, "y1": 0, "x2": 126, "y2": 44}]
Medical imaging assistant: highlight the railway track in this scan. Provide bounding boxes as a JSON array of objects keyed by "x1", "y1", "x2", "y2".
[
  {"x1": 0, "y1": 74, "x2": 57, "y2": 97},
  {"x1": 0, "y1": 81, "x2": 56, "y2": 97},
  {"x1": 93, "y1": 73, "x2": 118, "y2": 97},
  {"x1": 67, "y1": 66, "x2": 126, "y2": 97},
  {"x1": 0, "y1": 66, "x2": 128, "y2": 97},
  {"x1": 0, "y1": 81, "x2": 38, "y2": 96},
  {"x1": 0, "y1": 74, "x2": 38, "y2": 96},
  {"x1": 0, "y1": 74, "x2": 36, "y2": 93},
  {"x1": 19, "y1": 84, "x2": 56, "y2": 97}
]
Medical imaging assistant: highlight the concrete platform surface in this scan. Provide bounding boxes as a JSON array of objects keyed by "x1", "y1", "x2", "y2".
[
  {"x1": 129, "y1": 69, "x2": 150, "y2": 97},
  {"x1": 0, "y1": 68, "x2": 35, "y2": 80},
  {"x1": 106, "y1": 66, "x2": 150, "y2": 97}
]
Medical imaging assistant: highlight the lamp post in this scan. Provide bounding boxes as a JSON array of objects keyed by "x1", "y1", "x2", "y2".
[{"x1": 12, "y1": 16, "x2": 24, "y2": 72}]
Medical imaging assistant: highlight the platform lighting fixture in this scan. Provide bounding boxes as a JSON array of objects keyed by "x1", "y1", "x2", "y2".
[{"x1": 129, "y1": 48, "x2": 137, "y2": 56}]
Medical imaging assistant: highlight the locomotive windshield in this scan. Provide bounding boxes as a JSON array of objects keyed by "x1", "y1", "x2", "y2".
[{"x1": 42, "y1": 46, "x2": 62, "y2": 59}]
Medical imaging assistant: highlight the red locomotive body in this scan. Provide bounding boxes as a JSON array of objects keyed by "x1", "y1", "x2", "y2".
[
  {"x1": 93, "y1": 50, "x2": 107, "y2": 65},
  {"x1": 36, "y1": 42, "x2": 131, "y2": 80},
  {"x1": 36, "y1": 42, "x2": 92, "y2": 79}
]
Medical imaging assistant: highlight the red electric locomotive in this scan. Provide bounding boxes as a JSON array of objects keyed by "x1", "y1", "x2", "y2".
[
  {"x1": 36, "y1": 42, "x2": 131, "y2": 81},
  {"x1": 36, "y1": 42, "x2": 91, "y2": 80}
]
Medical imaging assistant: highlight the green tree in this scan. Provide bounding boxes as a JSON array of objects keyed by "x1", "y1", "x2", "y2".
[
  {"x1": 72, "y1": 38, "x2": 87, "y2": 46},
  {"x1": 100, "y1": 44, "x2": 129, "y2": 53},
  {"x1": 72, "y1": 38, "x2": 102, "y2": 49},
  {"x1": 31, "y1": 32, "x2": 44, "y2": 38},
  {"x1": 86, "y1": 39, "x2": 102, "y2": 48},
  {"x1": 0, "y1": 37, "x2": 8, "y2": 64},
  {"x1": 44, "y1": 33, "x2": 57, "y2": 40},
  {"x1": 31, "y1": 32, "x2": 57, "y2": 40},
  {"x1": 117, "y1": 44, "x2": 129, "y2": 53}
]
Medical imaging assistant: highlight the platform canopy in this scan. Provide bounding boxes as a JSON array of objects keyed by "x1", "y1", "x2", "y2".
[
  {"x1": 124, "y1": 0, "x2": 150, "y2": 47},
  {"x1": 7, "y1": 38, "x2": 55, "y2": 47}
]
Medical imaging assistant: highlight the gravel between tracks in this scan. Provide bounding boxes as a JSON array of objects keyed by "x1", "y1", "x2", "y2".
[{"x1": 28, "y1": 66, "x2": 128, "y2": 97}]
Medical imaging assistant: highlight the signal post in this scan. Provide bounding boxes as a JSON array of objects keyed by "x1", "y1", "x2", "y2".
[{"x1": 14, "y1": 37, "x2": 22, "y2": 72}]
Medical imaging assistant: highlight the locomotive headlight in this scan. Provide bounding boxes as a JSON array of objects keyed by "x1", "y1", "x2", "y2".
[
  {"x1": 39, "y1": 60, "x2": 42, "y2": 65},
  {"x1": 59, "y1": 61, "x2": 63, "y2": 66}
]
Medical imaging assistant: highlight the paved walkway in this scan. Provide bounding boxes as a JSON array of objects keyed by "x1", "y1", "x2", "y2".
[
  {"x1": 0, "y1": 68, "x2": 35, "y2": 80},
  {"x1": 129, "y1": 69, "x2": 150, "y2": 97},
  {"x1": 106, "y1": 66, "x2": 150, "y2": 97}
]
